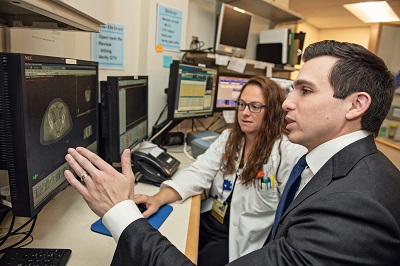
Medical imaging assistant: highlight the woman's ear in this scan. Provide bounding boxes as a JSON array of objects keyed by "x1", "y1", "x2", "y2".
[{"x1": 345, "y1": 92, "x2": 371, "y2": 120}]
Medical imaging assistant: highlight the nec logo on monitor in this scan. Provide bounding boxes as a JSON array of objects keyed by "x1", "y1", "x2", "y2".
[{"x1": 25, "y1": 55, "x2": 33, "y2": 60}]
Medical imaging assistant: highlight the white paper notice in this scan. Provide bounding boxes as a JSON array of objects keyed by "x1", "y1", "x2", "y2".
[
  {"x1": 215, "y1": 54, "x2": 230, "y2": 66},
  {"x1": 265, "y1": 63, "x2": 274, "y2": 77},
  {"x1": 227, "y1": 57, "x2": 246, "y2": 73},
  {"x1": 223, "y1": 110, "x2": 235, "y2": 124}
]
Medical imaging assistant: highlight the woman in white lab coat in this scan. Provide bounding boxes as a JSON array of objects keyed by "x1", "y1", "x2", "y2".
[{"x1": 135, "y1": 76, "x2": 307, "y2": 265}]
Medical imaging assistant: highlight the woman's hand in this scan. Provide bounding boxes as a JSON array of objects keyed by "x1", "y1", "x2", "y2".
[
  {"x1": 134, "y1": 194, "x2": 163, "y2": 218},
  {"x1": 135, "y1": 187, "x2": 182, "y2": 218}
]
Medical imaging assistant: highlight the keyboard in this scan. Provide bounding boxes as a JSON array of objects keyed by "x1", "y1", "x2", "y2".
[{"x1": 0, "y1": 248, "x2": 71, "y2": 266}]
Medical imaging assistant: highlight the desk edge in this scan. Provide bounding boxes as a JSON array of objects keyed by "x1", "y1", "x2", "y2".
[{"x1": 184, "y1": 194, "x2": 201, "y2": 264}]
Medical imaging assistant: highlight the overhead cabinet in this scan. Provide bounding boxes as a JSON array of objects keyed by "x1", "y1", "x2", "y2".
[{"x1": 0, "y1": 0, "x2": 104, "y2": 32}]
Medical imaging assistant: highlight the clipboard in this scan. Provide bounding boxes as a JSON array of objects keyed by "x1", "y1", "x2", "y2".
[{"x1": 90, "y1": 204, "x2": 173, "y2": 236}]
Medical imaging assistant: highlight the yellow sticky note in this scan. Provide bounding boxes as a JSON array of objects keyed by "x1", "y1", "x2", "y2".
[{"x1": 156, "y1": 44, "x2": 163, "y2": 52}]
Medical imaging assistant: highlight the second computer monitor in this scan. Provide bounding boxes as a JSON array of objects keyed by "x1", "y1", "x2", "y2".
[
  {"x1": 214, "y1": 72, "x2": 252, "y2": 111},
  {"x1": 100, "y1": 76, "x2": 148, "y2": 165},
  {"x1": 167, "y1": 61, "x2": 218, "y2": 121}
]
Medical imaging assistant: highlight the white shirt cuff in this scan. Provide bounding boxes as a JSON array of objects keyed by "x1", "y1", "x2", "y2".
[{"x1": 102, "y1": 200, "x2": 143, "y2": 243}]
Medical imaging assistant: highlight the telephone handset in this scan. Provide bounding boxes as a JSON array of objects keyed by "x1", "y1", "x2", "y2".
[{"x1": 132, "y1": 146, "x2": 180, "y2": 186}]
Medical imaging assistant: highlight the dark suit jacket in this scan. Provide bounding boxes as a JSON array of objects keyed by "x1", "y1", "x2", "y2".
[{"x1": 111, "y1": 136, "x2": 400, "y2": 266}]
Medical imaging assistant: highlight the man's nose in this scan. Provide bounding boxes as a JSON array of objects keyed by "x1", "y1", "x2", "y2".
[{"x1": 282, "y1": 93, "x2": 295, "y2": 111}]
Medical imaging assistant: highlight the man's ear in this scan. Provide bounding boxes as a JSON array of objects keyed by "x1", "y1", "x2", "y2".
[{"x1": 345, "y1": 92, "x2": 371, "y2": 120}]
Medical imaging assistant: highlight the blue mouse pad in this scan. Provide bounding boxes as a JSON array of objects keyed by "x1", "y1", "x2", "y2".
[{"x1": 91, "y1": 204, "x2": 173, "y2": 236}]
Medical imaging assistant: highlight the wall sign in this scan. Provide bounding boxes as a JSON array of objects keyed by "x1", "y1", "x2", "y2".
[
  {"x1": 156, "y1": 4, "x2": 183, "y2": 52},
  {"x1": 92, "y1": 23, "x2": 125, "y2": 69}
]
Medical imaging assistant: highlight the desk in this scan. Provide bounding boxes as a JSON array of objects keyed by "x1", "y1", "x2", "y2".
[
  {"x1": 375, "y1": 138, "x2": 400, "y2": 170},
  {"x1": 1, "y1": 150, "x2": 200, "y2": 265}
]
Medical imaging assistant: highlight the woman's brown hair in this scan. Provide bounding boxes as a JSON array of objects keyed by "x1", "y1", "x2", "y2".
[{"x1": 222, "y1": 76, "x2": 288, "y2": 186}]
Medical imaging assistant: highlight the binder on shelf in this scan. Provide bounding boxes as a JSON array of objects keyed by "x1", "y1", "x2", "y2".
[{"x1": 291, "y1": 32, "x2": 306, "y2": 65}]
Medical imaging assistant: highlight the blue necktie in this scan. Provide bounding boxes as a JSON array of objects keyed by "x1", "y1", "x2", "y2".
[{"x1": 271, "y1": 154, "x2": 307, "y2": 236}]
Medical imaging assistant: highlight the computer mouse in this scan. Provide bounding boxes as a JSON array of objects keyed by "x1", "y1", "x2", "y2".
[{"x1": 136, "y1": 203, "x2": 147, "y2": 213}]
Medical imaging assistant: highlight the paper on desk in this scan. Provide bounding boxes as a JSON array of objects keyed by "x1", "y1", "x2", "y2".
[
  {"x1": 227, "y1": 57, "x2": 246, "y2": 73},
  {"x1": 223, "y1": 110, "x2": 235, "y2": 124},
  {"x1": 215, "y1": 54, "x2": 230, "y2": 66}
]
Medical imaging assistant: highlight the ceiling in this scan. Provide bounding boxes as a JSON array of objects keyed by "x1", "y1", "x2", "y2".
[{"x1": 288, "y1": 0, "x2": 400, "y2": 29}]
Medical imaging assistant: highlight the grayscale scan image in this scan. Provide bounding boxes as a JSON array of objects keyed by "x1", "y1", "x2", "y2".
[{"x1": 40, "y1": 98, "x2": 73, "y2": 145}]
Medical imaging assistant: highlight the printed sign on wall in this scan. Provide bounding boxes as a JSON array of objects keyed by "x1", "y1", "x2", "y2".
[
  {"x1": 92, "y1": 23, "x2": 125, "y2": 69},
  {"x1": 156, "y1": 5, "x2": 183, "y2": 52}
]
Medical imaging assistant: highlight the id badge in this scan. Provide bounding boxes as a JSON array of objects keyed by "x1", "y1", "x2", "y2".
[{"x1": 211, "y1": 198, "x2": 227, "y2": 224}]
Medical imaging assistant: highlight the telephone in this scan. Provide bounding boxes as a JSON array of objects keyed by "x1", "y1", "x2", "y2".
[{"x1": 132, "y1": 146, "x2": 180, "y2": 186}]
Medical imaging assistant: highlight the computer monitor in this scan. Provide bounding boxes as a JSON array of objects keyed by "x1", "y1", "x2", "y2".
[
  {"x1": 214, "y1": 72, "x2": 252, "y2": 111},
  {"x1": 214, "y1": 3, "x2": 253, "y2": 58},
  {"x1": 167, "y1": 61, "x2": 218, "y2": 121},
  {"x1": 0, "y1": 53, "x2": 99, "y2": 218},
  {"x1": 99, "y1": 76, "x2": 148, "y2": 166}
]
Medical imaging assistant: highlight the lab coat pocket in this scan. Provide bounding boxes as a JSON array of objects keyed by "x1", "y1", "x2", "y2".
[{"x1": 248, "y1": 177, "x2": 279, "y2": 214}]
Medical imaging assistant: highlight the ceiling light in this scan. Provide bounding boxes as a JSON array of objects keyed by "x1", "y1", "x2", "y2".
[{"x1": 344, "y1": 1, "x2": 400, "y2": 23}]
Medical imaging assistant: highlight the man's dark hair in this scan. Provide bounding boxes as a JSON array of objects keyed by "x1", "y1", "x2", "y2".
[{"x1": 303, "y1": 40, "x2": 395, "y2": 137}]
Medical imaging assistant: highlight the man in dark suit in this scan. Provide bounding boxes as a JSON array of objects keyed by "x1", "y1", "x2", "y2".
[{"x1": 65, "y1": 40, "x2": 400, "y2": 265}]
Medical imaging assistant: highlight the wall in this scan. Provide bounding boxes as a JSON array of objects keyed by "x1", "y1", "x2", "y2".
[
  {"x1": 318, "y1": 27, "x2": 370, "y2": 48},
  {"x1": 136, "y1": 0, "x2": 189, "y2": 131},
  {"x1": 377, "y1": 24, "x2": 400, "y2": 73},
  {"x1": 186, "y1": 0, "x2": 216, "y2": 50}
]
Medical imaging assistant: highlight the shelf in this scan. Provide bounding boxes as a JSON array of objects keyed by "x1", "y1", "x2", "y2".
[
  {"x1": 0, "y1": 0, "x2": 104, "y2": 32},
  {"x1": 220, "y1": 0, "x2": 302, "y2": 27},
  {"x1": 184, "y1": 52, "x2": 294, "y2": 72}
]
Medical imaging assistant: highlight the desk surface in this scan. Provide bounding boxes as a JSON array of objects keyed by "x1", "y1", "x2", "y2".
[{"x1": 1, "y1": 149, "x2": 200, "y2": 265}]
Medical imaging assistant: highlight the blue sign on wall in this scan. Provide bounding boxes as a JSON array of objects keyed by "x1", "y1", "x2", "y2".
[
  {"x1": 92, "y1": 23, "x2": 125, "y2": 69},
  {"x1": 156, "y1": 5, "x2": 183, "y2": 52}
]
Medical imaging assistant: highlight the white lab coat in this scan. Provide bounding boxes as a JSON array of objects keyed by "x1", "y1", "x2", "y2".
[{"x1": 161, "y1": 129, "x2": 307, "y2": 262}]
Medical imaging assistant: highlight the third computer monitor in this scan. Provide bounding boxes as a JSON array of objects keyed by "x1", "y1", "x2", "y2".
[{"x1": 214, "y1": 72, "x2": 252, "y2": 111}]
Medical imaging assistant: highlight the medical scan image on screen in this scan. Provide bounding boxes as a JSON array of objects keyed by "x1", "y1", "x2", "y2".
[
  {"x1": 25, "y1": 63, "x2": 98, "y2": 208},
  {"x1": 40, "y1": 98, "x2": 73, "y2": 145}
]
